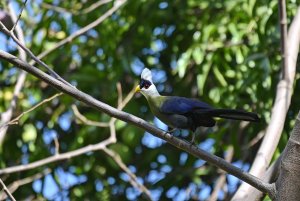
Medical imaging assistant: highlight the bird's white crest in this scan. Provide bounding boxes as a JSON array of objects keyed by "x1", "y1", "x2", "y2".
[
  {"x1": 139, "y1": 68, "x2": 160, "y2": 98},
  {"x1": 141, "y1": 68, "x2": 153, "y2": 82}
]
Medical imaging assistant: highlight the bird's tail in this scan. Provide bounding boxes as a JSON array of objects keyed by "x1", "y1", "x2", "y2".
[{"x1": 197, "y1": 109, "x2": 260, "y2": 122}]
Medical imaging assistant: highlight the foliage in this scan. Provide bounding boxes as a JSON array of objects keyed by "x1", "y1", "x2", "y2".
[{"x1": 0, "y1": 0, "x2": 299, "y2": 200}]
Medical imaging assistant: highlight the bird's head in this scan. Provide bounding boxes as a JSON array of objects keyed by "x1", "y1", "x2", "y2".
[{"x1": 135, "y1": 68, "x2": 160, "y2": 98}]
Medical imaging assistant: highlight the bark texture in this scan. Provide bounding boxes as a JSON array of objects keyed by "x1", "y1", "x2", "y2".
[{"x1": 275, "y1": 112, "x2": 300, "y2": 200}]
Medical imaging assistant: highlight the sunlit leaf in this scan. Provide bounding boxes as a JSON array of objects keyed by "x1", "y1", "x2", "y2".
[{"x1": 22, "y1": 124, "x2": 37, "y2": 142}]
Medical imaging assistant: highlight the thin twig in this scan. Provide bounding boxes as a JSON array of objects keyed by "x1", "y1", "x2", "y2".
[
  {"x1": 103, "y1": 148, "x2": 152, "y2": 200},
  {"x1": 0, "y1": 169, "x2": 51, "y2": 200},
  {"x1": 72, "y1": 83, "x2": 136, "y2": 127},
  {"x1": 0, "y1": 141, "x2": 105, "y2": 175},
  {"x1": 41, "y1": 3, "x2": 71, "y2": 14},
  {"x1": 242, "y1": 130, "x2": 265, "y2": 150},
  {"x1": 10, "y1": 0, "x2": 28, "y2": 32},
  {"x1": 41, "y1": 0, "x2": 113, "y2": 15},
  {"x1": 80, "y1": 0, "x2": 113, "y2": 15},
  {"x1": 117, "y1": 82, "x2": 136, "y2": 110},
  {"x1": 108, "y1": 120, "x2": 117, "y2": 144},
  {"x1": 9, "y1": 93, "x2": 62, "y2": 124},
  {"x1": 279, "y1": 0, "x2": 288, "y2": 79},
  {"x1": 36, "y1": 0, "x2": 127, "y2": 62},
  {"x1": 0, "y1": 2, "x2": 28, "y2": 145},
  {"x1": 72, "y1": 105, "x2": 110, "y2": 127},
  {"x1": 0, "y1": 178, "x2": 16, "y2": 201},
  {"x1": 117, "y1": 82, "x2": 123, "y2": 107},
  {"x1": 0, "y1": 93, "x2": 63, "y2": 130},
  {"x1": 111, "y1": 83, "x2": 136, "y2": 125},
  {"x1": 54, "y1": 136, "x2": 60, "y2": 155},
  {"x1": 0, "y1": 21, "x2": 72, "y2": 88},
  {"x1": 208, "y1": 146, "x2": 234, "y2": 201}
]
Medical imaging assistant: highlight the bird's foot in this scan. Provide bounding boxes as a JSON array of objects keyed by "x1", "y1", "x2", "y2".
[
  {"x1": 189, "y1": 133, "x2": 196, "y2": 146},
  {"x1": 163, "y1": 128, "x2": 176, "y2": 138},
  {"x1": 168, "y1": 128, "x2": 177, "y2": 134}
]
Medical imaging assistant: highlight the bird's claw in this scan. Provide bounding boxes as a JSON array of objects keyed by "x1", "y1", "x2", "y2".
[
  {"x1": 168, "y1": 128, "x2": 177, "y2": 133},
  {"x1": 189, "y1": 132, "x2": 198, "y2": 146}
]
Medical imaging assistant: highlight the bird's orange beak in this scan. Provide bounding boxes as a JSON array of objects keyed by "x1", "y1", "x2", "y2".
[{"x1": 135, "y1": 85, "x2": 141, "y2": 93}]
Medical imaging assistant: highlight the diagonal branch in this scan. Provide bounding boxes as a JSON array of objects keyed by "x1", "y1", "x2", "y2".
[
  {"x1": 0, "y1": 20, "x2": 72, "y2": 87},
  {"x1": 0, "y1": 178, "x2": 16, "y2": 201},
  {"x1": 36, "y1": 0, "x2": 127, "y2": 61},
  {"x1": 279, "y1": 0, "x2": 288, "y2": 79},
  {"x1": 208, "y1": 146, "x2": 234, "y2": 201},
  {"x1": 103, "y1": 148, "x2": 152, "y2": 200},
  {"x1": 0, "y1": 169, "x2": 51, "y2": 200},
  {"x1": 0, "y1": 2, "x2": 28, "y2": 145},
  {"x1": 42, "y1": 0, "x2": 113, "y2": 15},
  {"x1": 10, "y1": 0, "x2": 28, "y2": 33},
  {"x1": 0, "y1": 140, "x2": 107, "y2": 175},
  {"x1": 0, "y1": 50, "x2": 276, "y2": 198},
  {"x1": 0, "y1": 93, "x2": 63, "y2": 130},
  {"x1": 72, "y1": 104, "x2": 110, "y2": 127}
]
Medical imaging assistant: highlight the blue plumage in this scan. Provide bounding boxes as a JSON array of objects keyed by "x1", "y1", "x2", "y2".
[{"x1": 160, "y1": 97, "x2": 212, "y2": 114}]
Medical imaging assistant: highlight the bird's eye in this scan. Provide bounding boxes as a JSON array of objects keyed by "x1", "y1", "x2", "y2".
[{"x1": 140, "y1": 79, "x2": 152, "y2": 89}]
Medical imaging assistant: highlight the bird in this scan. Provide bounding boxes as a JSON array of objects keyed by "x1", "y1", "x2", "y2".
[{"x1": 135, "y1": 68, "x2": 260, "y2": 143}]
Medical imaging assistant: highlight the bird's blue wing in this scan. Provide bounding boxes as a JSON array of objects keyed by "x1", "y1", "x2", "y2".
[{"x1": 160, "y1": 96, "x2": 212, "y2": 114}]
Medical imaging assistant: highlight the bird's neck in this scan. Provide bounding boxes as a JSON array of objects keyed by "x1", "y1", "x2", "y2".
[{"x1": 143, "y1": 88, "x2": 160, "y2": 100}]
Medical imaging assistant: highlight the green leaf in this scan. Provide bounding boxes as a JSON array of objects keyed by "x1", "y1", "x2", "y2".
[
  {"x1": 115, "y1": 120, "x2": 126, "y2": 130},
  {"x1": 22, "y1": 124, "x2": 37, "y2": 142},
  {"x1": 213, "y1": 67, "x2": 227, "y2": 87},
  {"x1": 209, "y1": 88, "x2": 221, "y2": 103},
  {"x1": 197, "y1": 63, "x2": 211, "y2": 95},
  {"x1": 225, "y1": 69, "x2": 236, "y2": 78},
  {"x1": 28, "y1": 142, "x2": 36, "y2": 152},
  {"x1": 192, "y1": 47, "x2": 204, "y2": 65},
  {"x1": 177, "y1": 49, "x2": 192, "y2": 78}
]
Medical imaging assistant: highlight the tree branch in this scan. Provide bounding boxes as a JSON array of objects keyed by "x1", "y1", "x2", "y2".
[
  {"x1": 0, "y1": 20, "x2": 72, "y2": 87},
  {"x1": 0, "y1": 2, "x2": 28, "y2": 145},
  {"x1": 279, "y1": 0, "x2": 288, "y2": 79},
  {"x1": 72, "y1": 104, "x2": 110, "y2": 127},
  {"x1": 0, "y1": 50, "x2": 276, "y2": 198},
  {"x1": 0, "y1": 169, "x2": 51, "y2": 200},
  {"x1": 0, "y1": 93, "x2": 63, "y2": 130},
  {"x1": 0, "y1": 178, "x2": 16, "y2": 201},
  {"x1": 208, "y1": 146, "x2": 234, "y2": 201},
  {"x1": 0, "y1": 140, "x2": 107, "y2": 175},
  {"x1": 42, "y1": 0, "x2": 113, "y2": 15},
  {"x1": 243, "y1": 156, "x2": 282, "y2": 201},
  {"x1": 36, "y1": 0, "x2": 127, "y2": 61},
  {"x1": 10, "y1": 0, "x2": 28, "y2": 33},
  {"x1": 232, "y1": 6, "x2": 300, "y2": 200},
  {"x1": 103, "y1": 148, "x2": 152, "y2": 200},
  {"x1": 275, "y1": 111, "x2": 300, "y2": 200}
]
